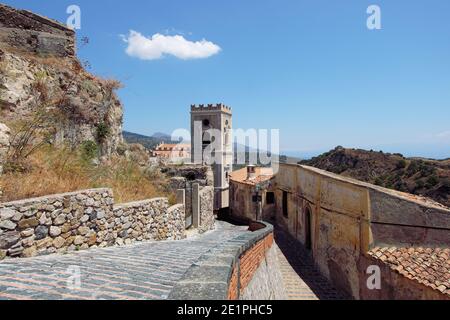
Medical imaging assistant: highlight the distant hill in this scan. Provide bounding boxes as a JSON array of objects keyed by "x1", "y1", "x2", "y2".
[
  {"x1": 123, "y1": 131, "x2": 173, "y2": 150},
  {"x1": 152, "y1": 132, "x2": 171, "y2": 139},
  {"x1": 300, "y1": 146, "x2": 450, "y2": 208}
]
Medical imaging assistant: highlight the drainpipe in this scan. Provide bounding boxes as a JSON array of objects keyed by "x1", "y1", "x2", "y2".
[{"x1": 255, "y1": 184, "x2": 262, "y2": 221}]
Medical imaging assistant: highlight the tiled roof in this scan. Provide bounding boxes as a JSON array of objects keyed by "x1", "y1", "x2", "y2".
[
  {"x1": 368, "y1": 246, "x2": 450, "y2": 296},
  {"x1": 229, "y1": 167, "x2": 274, "y2": 186},
  {"x1": 155, "y1": 143, "x2": 191, "y2": 151}
]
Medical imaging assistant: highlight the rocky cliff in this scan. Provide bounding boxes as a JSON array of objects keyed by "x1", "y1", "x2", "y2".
[
  {"x1": 0, "y1": 123, "x2": 9, "y2": 174},
  {"x1": 0, "y1": 3, "x2": 123, "y2": 157}
]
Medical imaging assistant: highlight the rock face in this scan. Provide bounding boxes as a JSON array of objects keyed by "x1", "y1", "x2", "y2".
[
  {"x1": 0, "y1": 123, "x2": 10, "y2": 174},
  {"x1": 0, "y1": 188, "x2": 186, "y2": 259},
  {"x1": 0, "y1": 4, "x2": 123, "y2": 157}
]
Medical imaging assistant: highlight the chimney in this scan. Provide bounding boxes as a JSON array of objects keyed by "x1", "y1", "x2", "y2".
[{"x1": 247, "y1": 165, "x2": 256, "y2": 180}]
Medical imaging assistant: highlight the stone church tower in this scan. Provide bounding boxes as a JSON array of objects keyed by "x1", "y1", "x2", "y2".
[{"x1": 191, "y1": 104, "x2": 233, "y2": 211}]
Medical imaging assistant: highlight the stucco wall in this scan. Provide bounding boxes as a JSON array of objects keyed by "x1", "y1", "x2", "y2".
[
  {"x1": 229, "y1": 181, "x2": 276, "y2": 223},
  {"x1": 358, "y1": 255, "x2": 450, "y2": 300},
  {"x1": 229, "y1": 181, "x2": 256, "y2": 221},
  {"x1": 274, "y1": 163, "x2": 450, "y2": 299},
  {"x1": 0, "y1": 189, "x2": 185, "y2": 260}
]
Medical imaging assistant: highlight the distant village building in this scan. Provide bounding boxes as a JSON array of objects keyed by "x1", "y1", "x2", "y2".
[
  {"x1": 152, "y1": 143, "x2": 191, "y2": 162},
  {"x1": 229, "y1": 165, "x2": 275, "y2": 222}
]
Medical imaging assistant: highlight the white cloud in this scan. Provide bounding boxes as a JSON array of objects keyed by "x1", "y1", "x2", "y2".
[
  {"x1": 437, "y1": 131, "x2": 450, "y2": 139},
  {"x1": 121, "y1": 30, "x2": 221, "y2": 60}
]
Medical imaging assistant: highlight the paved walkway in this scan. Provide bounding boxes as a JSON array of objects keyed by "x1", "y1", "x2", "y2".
[
  {"x1": 274, "y1": 227, "x2": 348, "y2": 300},
  {"x1": 0, "y1": 222, "x2": 249, "y2": 300},
  {"x1": 0, "y1": 220, "x2": 347, "y2": 300}
]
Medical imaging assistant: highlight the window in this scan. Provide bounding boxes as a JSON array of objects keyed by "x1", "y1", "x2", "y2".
[
  {"x1": 266, "y1": 192, "x2": 275, "y2": 205},
  {"x1": 305, "y1": 207, "x2": 312, "y2": 251},
  {"x1": 282, "y1": 191, "x2": 288, "y2": 217}
]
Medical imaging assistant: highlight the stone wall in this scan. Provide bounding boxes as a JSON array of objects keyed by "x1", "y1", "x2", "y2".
[
  {"x1": 169, "y1": 222, "x2": 286, "y2": 300},
  {"x1": 198, "y1": 186, "x2": 215, "y2": 233},
  {"x1": 0, "y1": 3, "x2": 75, "y2": 57},
  {"x1": 165, "y1": 164, "x2": 215, "y2": 232},
  {"x1": 235, "y1": 233, "x2": 286, "y2": 300},
  {"x1": 229, "y1": 179, "x2": 276, "y2": 223},
  {"x1": 0, "y1": 189, "x2": 185, "y2": 260},
  {"x1": 274, "y1": 163, "x2": 450, "y2": 299}
]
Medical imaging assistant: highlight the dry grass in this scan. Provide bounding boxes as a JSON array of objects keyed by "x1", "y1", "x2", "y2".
[{"x1": 0, "y1": 145, "x2": 170, "y2": 204}]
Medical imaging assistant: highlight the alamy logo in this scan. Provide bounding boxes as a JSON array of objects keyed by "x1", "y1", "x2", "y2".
[
  {"x1": 66, "y1": 265, "x2": 81, "y2": 290},
  {"x1": 366, "y1": 265, "x2": 381, "y2": 290},
  {"x1": 66, "y1": 5, "x2": 81, "y2": 30},
  {"x1": 367, "y1": 5, "x2": 382, "y2": 30}
]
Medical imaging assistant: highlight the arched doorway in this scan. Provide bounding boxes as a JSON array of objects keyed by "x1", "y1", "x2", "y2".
[{"x1": 305, "y1": 206, "x2": 312, "y2": 251}]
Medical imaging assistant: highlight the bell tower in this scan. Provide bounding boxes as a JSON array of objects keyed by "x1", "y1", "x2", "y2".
[{"x1": 191, "y1": 104, "x2": 233, "y2": 211}]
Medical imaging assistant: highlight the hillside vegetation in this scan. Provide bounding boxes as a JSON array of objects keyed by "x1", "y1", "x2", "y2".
[{"x1": 300, "y1": 146, "x2": 450, "y2": 208}]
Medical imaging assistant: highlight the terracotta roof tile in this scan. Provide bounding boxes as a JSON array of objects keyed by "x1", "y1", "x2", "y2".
[
  {"x1": 368, "y1": 247, "x2": 450, "y2": 297},
  {"x1": 229, "y1": 167, "x2": 274, "y2": 186}
]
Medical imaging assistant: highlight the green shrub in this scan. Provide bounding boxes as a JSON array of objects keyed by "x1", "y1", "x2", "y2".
[
  {"x1": 426, "y1": 175, "x2": 439, "y2": 187},
  {"x1": 374, "y1": 177, "x2": 384, "y2": 186},
  {"x1": 415, "y1": 179, "x2": 425, "y2": 189},
  {"x1": 396, "y1": 159, "x2": 407, "y2": 169},
  {"x1": 96, "y1": 122, "x2": 110, "y2": 143},
  {"x1": 80, "y1": 140, "x2": 98, "y2": 161}
]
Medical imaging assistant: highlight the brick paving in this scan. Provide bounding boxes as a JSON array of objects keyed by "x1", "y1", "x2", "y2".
[
  {"x1": 0, "y1": 221, "x2": 249, "y2": 300},
  {"x1": 274, "y1": 227, "x2": 349, "y2": 300}
]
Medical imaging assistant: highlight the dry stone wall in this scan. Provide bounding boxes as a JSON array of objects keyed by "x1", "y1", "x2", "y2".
[
  {"x1": 0, "y1": 189, "x2": 185, "y2": 260},
  {"x1": 165, "y1": 164, "x2": 215, "y2": 233},
  {"x1": 199, "y1": 186, "x2": 215, "y2": 233}
]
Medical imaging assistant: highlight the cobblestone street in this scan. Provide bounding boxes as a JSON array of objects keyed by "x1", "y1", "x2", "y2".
[
  {"x1": 0, "y1": 222, "x2": 248, "y2": 300},
  {"x1": 274, "y1": 228, "x2": 348, "y2": 300},
  {"x1": 0, "y1": 220, "x2": 347, "y2": 300}
]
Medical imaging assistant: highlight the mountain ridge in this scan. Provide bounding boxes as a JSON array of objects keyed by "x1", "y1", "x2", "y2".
[{"x1": 300, "y1": 146, "x2": 450, "y2": 208}]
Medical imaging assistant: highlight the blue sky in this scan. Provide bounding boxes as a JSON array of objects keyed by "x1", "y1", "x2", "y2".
[{"x1": 4, "y1": 0, "x2": 450, "y2": 159}]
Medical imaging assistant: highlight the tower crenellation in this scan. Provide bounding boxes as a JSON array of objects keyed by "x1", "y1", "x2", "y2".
[{"x1": 190, "y1": 103, "x2": 232, "y2": 114}]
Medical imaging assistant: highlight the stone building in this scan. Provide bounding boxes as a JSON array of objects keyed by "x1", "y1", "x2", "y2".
[
  {"x1": 191, "y1": 104, "x2": 233, "y2": 211},
  {"x1": 152, "y1": 143, "x2": 190, "y2": 162},
  {"x1": 229, "y1": 165, "x2": 275, "y2": 222},
  {"x1": 0, "y1": 3, "x2": 75, "y2": 57},
  {"x1": 228, "y1": 162, "x2": 450, "y2": 299},
  {"x1": 272, "y1": 163, "x2": 450, "y2": 300}
]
